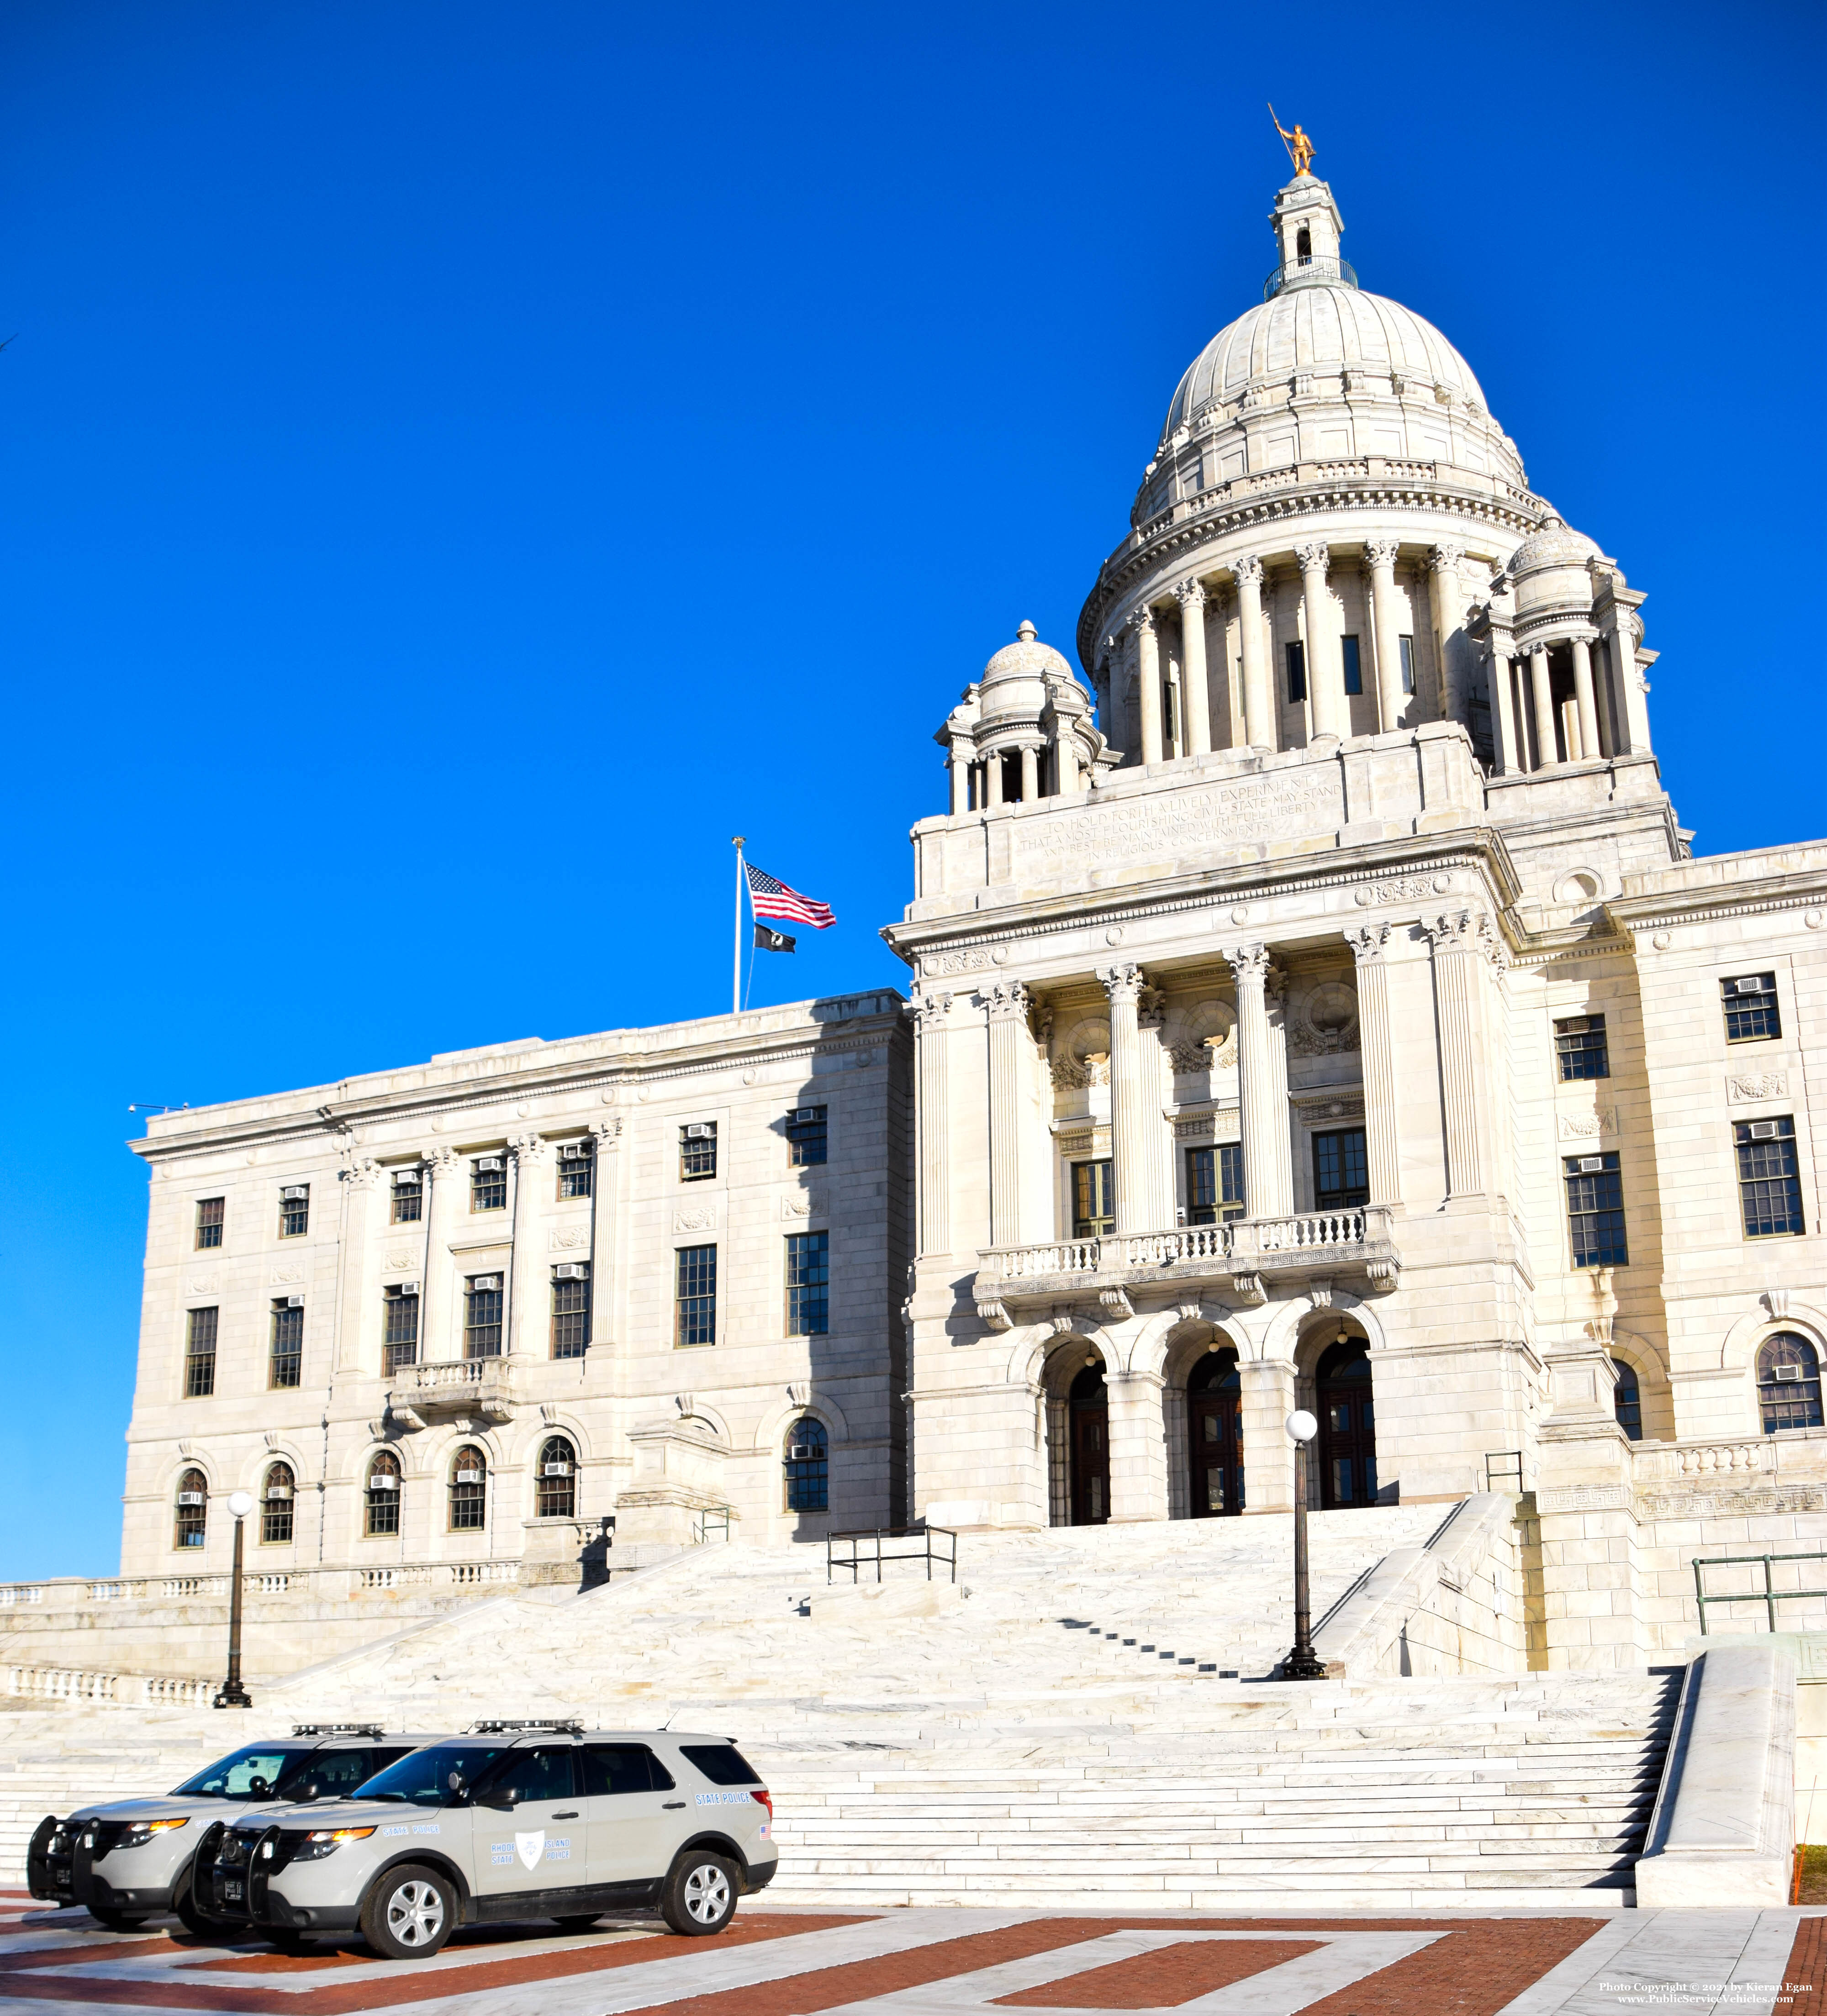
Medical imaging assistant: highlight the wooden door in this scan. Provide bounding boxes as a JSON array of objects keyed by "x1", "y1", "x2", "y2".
[
  {"x1": 1068, "y1": 1364, "x2": 1109, "y2": 1525},
  {"x1": 1316, "y1": 1339, "x2": 1377, "y2": 1509},
  {"x1": 1188, "y1": 1348, "x2": 1243, "y2": 1517}
]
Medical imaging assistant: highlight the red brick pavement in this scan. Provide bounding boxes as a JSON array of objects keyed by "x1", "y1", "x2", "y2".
[{"x1": 995, "y1": 1938, "x2": 1327, "y2": 2006}]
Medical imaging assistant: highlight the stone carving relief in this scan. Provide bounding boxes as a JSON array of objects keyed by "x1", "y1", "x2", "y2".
[
  {"x1": 186, "y1": 1275, "x2": 219, "y2": 1296},
  {"x1": 548, "y1": 1224, "x2": 590, "y2": 1252},
  {"x1": 1050, "y1": 1016, "x2": 1111, "y2": 1091},
  {"x1": 384, "y1": 1250, "x2": 415, "y2": 1270},
  {"x1": 1729, "y1": 1072, "x2": 1788, "y2": 1103},
  {"x1": 269, "y1": 1267, "x2": 303, "y2": 1286},
  {"x1": 1168, "y1": 1000, "x2": 1238, "y2": 1076},
  {"x1": 673, "y1": 1205, "x2": 718, "y2": 1233},
  {"x1": 780, "y1": 1192, "x2": 824, "y2": 1221},
  {"x1": 1354, "y1": 873, "x2": 1452, "y2": 907},
  {"x1": 1288, "y1": 979, "x2": 1360, "y2": 1057},
  {"x1": 1021, "y1": 769, "x2": 1343, "y2": 875},
  {"x1": 924, "y1": 946, "x2": 1006, "y2": 977},
  {"x1": 1557, "y1": 1110, "x2": 1618, "y2": 1140}
]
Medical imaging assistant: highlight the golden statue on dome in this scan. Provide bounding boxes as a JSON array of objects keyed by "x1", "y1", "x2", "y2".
[{"x1": 1269, "y1": 105, "x2": 1315, "y2": 178}]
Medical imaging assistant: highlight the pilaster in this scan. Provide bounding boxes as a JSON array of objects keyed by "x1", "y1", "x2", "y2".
[
  {"x1": 1108, "y1": 1367, "x2": 1167, "y2": 1523},
  {"x1": 985, "y1": 981, "x2": 1030, "y2": 1247},
  {"x1": 335, "y1": 1157, "x2": 384, "y2": 1374},
  {"x1": 1239, "y1": 1357, "x2": 1296, "y2": 1513},
  {"x1": 419, "y1": 1147, "x2": 462, "y2": 1363},
  {"x1": 1099, "y1": 963, "x2": 1149, "y2": 1233},
  {"x1": 507, "y1": 1135, "x2": 552, "y2": 1360},
  {"x1": 913, "y1": 992, "x2": 953, "y2": 1256},
  {"x1": 1347, "y1": 923, "x2": 1400, "y2": 1206}
]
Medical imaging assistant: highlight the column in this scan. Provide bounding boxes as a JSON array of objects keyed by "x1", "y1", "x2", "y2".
[
  {"x1": 914, "y1": 992, "x2": 953, "y2": 1254},
  {"x1": 949, "y1": 745, "x2": 969, "y2": 815},
  {"x1": 1488, "y1": 636, "x2": 1521, "y2": 774},
  {"x1": 1174, "y1": 579, "x2": 1212, "y2": 756},
  {"x1": 1347, "y1": 923, "x2": 1400, "y2": 1205},
  {"x1": 1054, "y1": 716, "x2": 1080, "y2": 795},
  {"x1": 1296, "y1": 542, "x2": 1343, "y2": 738},
  {"x1": 1019, "y1": 745, "x2": 1038, "y2": 803},
  {"x1": 1228, "y1": 947, "x2": 1293, "y2": 1220},
  {"x1": 1423, "y1": 911, "x2": 1486, "y2": 1200},
  {"x1": 1364, "y1": 539, "x2": 1405, "y2": 734},
  {"x1": 986, "y1": 748, "x2": 1004, "y2": 806},
  {"x1": 335, "y1": 1158, "x2": 384, "y2": 1373},
  {"x1": 1131, "y1": 606, "x2": 1162, "y2": 765},
  {"x1": 1100, "y1": 635, "x2": 1126, "y2": 758},
  {"x1": 1233, "y1": 556, "x2": 1274, "y2": 750},
  {"x1": 985, "y1": 981, "x2": 1029, "y2": 1247},
  {"x1": 1135, "y1": 982, "x2": 1172, "y2": 1229},
  {"x1": 419, "y1": 1146, "x2": 462, "y2": 1361},
  {"x1": 1098, "y1": 963, "x2": 1149, "y2": 1234},
  {"x1": 1570, "y1": 637, "x2": 1602, "y2": 761},
  {"x1": 589, "y1": 1116, "x2": 622, "y2": 1357},
  {"x1": 1602, "y1": 592, "x2": 1652, "y2": 753},
  {"x1": 1426, "y1": 544, "x2": 1464, "y2": 724},
  {"x1": 1528, "y1": 647, "x2": 1559, "y2": 769},
  {"x1": 507, "y1": 1134, "x2": 552, "y2": 1359}
]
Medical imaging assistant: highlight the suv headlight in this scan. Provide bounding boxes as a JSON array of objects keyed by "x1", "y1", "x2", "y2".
[
  {"x1": 291, "y1": 1826, "x2": 375, "y2": 1863},
  {"x1": 117, "y1": 1819, "x2": 190, "y2": 1852}
]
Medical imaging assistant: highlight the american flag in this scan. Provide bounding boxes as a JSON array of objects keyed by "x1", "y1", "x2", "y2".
[{"x1": 745, "y1": 863, "x2": 835, "y2": 930}]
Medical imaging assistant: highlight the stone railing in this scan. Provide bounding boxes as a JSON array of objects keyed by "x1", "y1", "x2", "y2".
[
  {"x1": 387, "y1": 1356, "x2": 513, "y2": 1426},
  {"x1": 3, "y1": 1663, "x2": 216, "y2": 1707},
  {"x1": 0, "y1": 1560, "x2": 528, "y2": 1615},
  {"x1": 1243, "y1": 1209, "x2": 1369, "y2": 1254}
]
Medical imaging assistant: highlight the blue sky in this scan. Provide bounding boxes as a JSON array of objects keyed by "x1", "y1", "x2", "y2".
[{"x1": 2, "y1": 0, "x2": 1822, "y2": 1576}]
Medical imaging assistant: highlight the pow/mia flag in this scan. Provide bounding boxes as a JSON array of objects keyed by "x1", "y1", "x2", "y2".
[{"x1": 754, "y1": 923, "x2": 797, "y2": 954}]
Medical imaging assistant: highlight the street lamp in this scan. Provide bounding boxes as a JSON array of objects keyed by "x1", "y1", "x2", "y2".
[
  {"x1": 1279, "y1": 1408, "x2": 1329, "y2": 1681},
  {"x1": 213, "y1": 1491, "x2": 255, "y2": 1710}
]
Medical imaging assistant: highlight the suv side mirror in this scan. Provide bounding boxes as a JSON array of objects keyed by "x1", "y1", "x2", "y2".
[{"x1": 446, "y1": 1772, "x2": 466, "y2": 1796}]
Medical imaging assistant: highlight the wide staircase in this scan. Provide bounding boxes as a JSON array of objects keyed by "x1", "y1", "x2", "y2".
[{"x1": 0, "y1": 1507, "x2": 1683, "y2": 1906}]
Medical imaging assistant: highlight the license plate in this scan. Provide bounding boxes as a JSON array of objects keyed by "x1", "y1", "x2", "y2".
[{"x1": 224, "y1": 1882, "x2": 244, "y2": 1900}]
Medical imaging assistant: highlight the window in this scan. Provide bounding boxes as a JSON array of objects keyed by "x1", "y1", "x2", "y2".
[
  {"x1": 269, "y1": 1300, "x2": 303, "y2": 1389},
  {"x1": 582, "y1": 1744, "x2": 674, "y2": 1795},
  {"x1": 449, "y1": 1447, "x2": 487, "y2": 1531},
  {"x1": 480, "y1": 1746, "x2": 575, "y2": 1806},
  {"x1": 1758, "y1": 1333, "x2": 1825, "y2": 1433},
  {"x1": 465, "y1": 1275, "x2": 503, "y2": 1358},
  {"x1": 365, "y1": 1451, "x2": 401, "y2": 1537},
  {"x1": 1398, "y1": 636, "x2": 1415, "y2": 695},
  {"x1": 786, "y1": 1232, "x2": 829, "y2": 1337},
  {"x1": 279, "y1": 1185, "x2": 309, "y2": 1238},
  {"x1": 174, "y1": 1469, "x2": 207, "y2": 1549},
  {"x1": 195, "y1": 1198, "x2": 224, "y2": 1250},
  {"x1": 676, "y1": 1244, "x2": 716, "y2": 1347},
  {"x1": 1313, "y1": 1128, "x2": 1369, "y2": 1211},
  {"x1": 1185, "y1": 1144, "x2": 1245, "y2": 1225},
  {"x1": 1341, "y1": 634, "x2": 1363, "y2": 696},
  {"x1": 1284, "y1": 640, "x2": 1307, "y2": 705},
  {"x1": 260, "y1": 1462, "x2": 295, "y2": 1545},
  {"x1": 551, "y1": 1268, "x2": 590, "y2": 1359},
  {"x1": 535, "y1": 1434, "x2": 577, "y2": 1518},
  {"x1": 1612, "y1": 1363, "x2": 1642, "y2": 1442},
  {"x1": 1072, "y1": 1159, "x2": 1115, "y2": 1238},
  {"x1": 556, "y1": 1143, "x2": 593, "y2": 1200},
  {"x1": 1295, "y1": 225, "x2": 1311, "y2": 264},
  {"x1": 680, "y1": 1122, "x2": 718, "y2": 1181},
  {"x1": 1723, "y1": 972, "x2": 1781, "y2": 1043},
  {"x1": 1736, "y1": 1117, "x2": 1805, "y2": 1238},
  {"x1": 785, "y1": 1416, "x2": 829, "y2": 1512},
  {"x1": 391, "y1": 1171, "x2": 422, "y2": 1224},
  {"x1": 470, "y1": 1157, "x2": 507, "y2": 1212},
  {"x1": 1564, "y1": 1152, "x2": 1628, "y2": 1268},
  {"x1": 185, "y1": 1307, "x2": 218, "y2": 1398},
  {"x1": 787, "y1": 1106, "x2": 828, "y2": 1167},
  {"x1": 383, "y1": 1287, "x2": 420, "y2": 1373},
  {"x1": 678, "y1": 1742, "x2": 762, "y2": 1786},
  {"x1": 1555, "y1": 1014, "x2": 1610, "y2": 1082}
]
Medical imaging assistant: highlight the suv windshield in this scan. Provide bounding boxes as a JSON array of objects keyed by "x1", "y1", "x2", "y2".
[
  {"x1": 358, "y1": 1743, "x2": 507, "y2": 1806},
  {"x1": 171, "y1": 1745, "x2": 308, "y2": 1800}
]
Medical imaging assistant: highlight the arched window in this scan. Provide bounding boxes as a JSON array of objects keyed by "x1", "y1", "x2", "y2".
[
  {"x1": 1758, "y1": 1333, "x2": 1824, "y2": 1434},
  {"x1": 449, "y1": 1446, "x2": 487, "y2": 1532},
  {"x1": 261, "y1": 1462, "x2": 296, "y2": 1545},
  {"x1": 784, "y1": 1416, "x2": 829, "y2": 1513},
  {"x1": 1296, "y1": 225, "x2": 1312, "y2": 265},
  {"x1": 1316, "y1": 1337, "x2": 1377, "y2": 1509},
  {"x1": 536, "y1": 1436, "x2": 577, "y2": 1519},
  {"x1": 365, "y1": 1451, "x2": 401, "y2": 1537},
  {"x1": 174, "y1": 1469, "x2": 208, "y2": 1550},
  {"x1": 1611, "y1": 1363, "x2": 1642, "y2": 1442}
]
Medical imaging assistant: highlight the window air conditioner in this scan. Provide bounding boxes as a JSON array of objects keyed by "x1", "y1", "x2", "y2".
[
  {"x1": 476, "y1": 1157, "x2": 504, "y2": 1172},
  {"x1": 471, "y1": 1276, "x2": 501, "y2": 1292},
  {"x1": 281, "y1": 1186, "x2": 308, "y2": 1200},
  {"x1": 1749, "y1": 1122, "x2": 1780, "y2": 1140},
  {"x1": 266, "y1": 1485, "x2": 293, "y2": 1500},
  {"x1": 1576, "y1": 1157, "x2": 1604, "y2": 1173},
  {"x1": 1736, "y1": 976, "x2": 1767, "y2": 993},
  {"x1": 285, "y1": 1294, "x2": 306, "y2": 1308},
  {"x1": 394, "y1": 1169, "x2": 420, "y2": 1184},
  {"x1": 685, "y1": 1123, "x2": 714, "y2": 1139},
  {"x1": 176, "y1": 1492, "x2": 205, "y2": 1506},
  {"x1": 1776, "y1": 1363, "x2": 1803, "y2": 1382},
  {"x1": 401, "y1": 1280, "x2": 420, "y2": 1296},
  {"x1": 543, "y1": 1462, "x2": 573, "y2": 1476},
  {"x1": 559, "y1": 1143, "x2": 587, "y2": 1159},
  {"x1": 370, "y1": 1474, "x2": 398, "y2": 1490},
  {"x1": 454, "y1": 1468, "x2": 483, "y2": 1484},
  {"x1": 793, "y1": 1107, "x2": 823, "y2": 1122},
  {"x1": 553, "y1": 1263, "x2": 586, "y2": 1280}
]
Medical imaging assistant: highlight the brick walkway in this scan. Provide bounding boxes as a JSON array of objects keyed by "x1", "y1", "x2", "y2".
[{"x1": 0, "y1": 1893, "x2": 1819, "y2": 2015}]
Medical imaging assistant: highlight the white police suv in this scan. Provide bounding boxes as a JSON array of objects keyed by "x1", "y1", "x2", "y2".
[
  {"x1": 200, "y1": 1720, "x2": 776, "y2": 1957},
  {"x1": 26, "y1": 1725, "x2": 439, "y2": 1932}
]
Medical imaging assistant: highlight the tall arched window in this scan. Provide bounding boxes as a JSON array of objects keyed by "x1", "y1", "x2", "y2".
[
  {"x1": 784, "y1": 1416, "x2": 829, "y2": 1512},
  {"x1": 174, "y1": 1469, "x2": 207, "y2": 1550},
  {"x1": 365, "y1": 1451, "x2": 401, "y2": 1537},
  {"x1": 1296, "y1": 225, "x2": 1312, "y2": 265},
  {"x1": 1758, "y1": 1333, "x2": 1824, "y2": 1434},
  {"x1": 449, "y1": 1446, "x2": 487, "y2": 1532},
  {"x1": 261, "y1": 1462, "x2": 296, "y2": 1545},
  {"x1": 1611, "y1": 1363, "x2": 1642, "y2": 1442},
  {"x1": 536, "y1": 1436, "x2": 577, "y2": 1519}
]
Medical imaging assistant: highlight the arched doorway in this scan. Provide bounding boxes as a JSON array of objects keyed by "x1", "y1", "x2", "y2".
[
  {"x1": 1069, "y1": 1362, "x2": 1110, "y2": 1525},
  {"x1": 1188, "y1": 1347, "x2": 1243, "y2": 1517},
  {"x1": 1316, "y1": 1336, "x2": 1377, "y2": 1509}
]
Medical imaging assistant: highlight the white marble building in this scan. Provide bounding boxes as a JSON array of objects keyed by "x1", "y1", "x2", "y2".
[{"x1": 95, "y1": 165, "x2": 1827, "y2": 1674}]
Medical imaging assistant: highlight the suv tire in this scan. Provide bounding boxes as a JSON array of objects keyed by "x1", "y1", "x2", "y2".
[
  {"x1": 173, "y1": 1862, "x2": 235, "y2": 1941},
  {"x1": 360, "y1": 1865, "x2": 455, "y2": 1960},
  {"x1": 660, "y1": 1849, "x2": 739, "y2": 1936}
]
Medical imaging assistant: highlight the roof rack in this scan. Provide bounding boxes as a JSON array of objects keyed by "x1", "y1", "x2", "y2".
[
  {"x1": 291, "y1": 1724, "x2": 387, "y2": 1739},
  {"x1": 468, "y1": 1718, "x2": 584, "y2": 1736}
]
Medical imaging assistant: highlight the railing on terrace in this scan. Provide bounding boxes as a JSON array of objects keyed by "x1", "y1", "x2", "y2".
[
  {"x1": 3, "y1": 1663, "x2": 215, "y2": 1707},
  {"x1": 980, "y1": 1208, "x2": 1382, "y2": 1285},
  {"x1": 0, "y1": 1562, "x2": 528, "y2": 1610},
  {"x1": 827, "y1": 1526, "x2": 957, "y2": 1586},
  {"x1": 1692, "y1": 1550, "x2": 1827, "y2": 1635}
]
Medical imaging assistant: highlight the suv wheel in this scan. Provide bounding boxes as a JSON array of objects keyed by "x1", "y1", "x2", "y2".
[
  {"x1": 661, "y1": 1849, "x2": 739, "y2": 1936},
  {"x1": 173, "y1": 1863, "x2": 235, "y2": 1941},
  {"x1": 360, "y1": 1865, "x2": 455, "y2": 1960}
]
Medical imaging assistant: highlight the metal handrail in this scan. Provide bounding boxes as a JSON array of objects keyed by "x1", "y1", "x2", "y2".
[
  {"x1": 826, "y1": 1526, "x2": 957, "y2": 1586},
  {"x1": 1485, "y1": 1451, "x2": 1525, "y2": 1492},
  {"x1": 1262, "y1": 256, "x2": 1358, "y2": 300},
  {"x1": 692, "y1": 1506, "x2": 734, "y2": 1545},
  {"x1": 1692, "y1": 1550, "x2": 1827, "y2": 1634}
]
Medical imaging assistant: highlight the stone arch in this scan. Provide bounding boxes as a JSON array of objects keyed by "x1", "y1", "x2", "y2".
[
  {"x1": 1036, "y1": 1332, "x2": 1110, "y2": 1528},
  {"x1": 1151, "y1": 1308, "x2": 1251, "y2": 1522},
  {"x1": 1605, "y1": 1328, "x2": 1671, "y2": 1443},
  {"x1": 1717, "y1": 1301, "x2": 1827, "y2": 1441},
  {"x1": 751, "y1": 1389, "x2": 853, "y2": 1458},
  {"x1": 1292, "y1": 1302, "x2": 1383, "y2": 1510},
  {"x1": 671, "y1": 1398, "x2": 734, "y2": 1447},
  {"x1": 1005, "y1": 1317, "x2": 1123, "y2": 1390}
]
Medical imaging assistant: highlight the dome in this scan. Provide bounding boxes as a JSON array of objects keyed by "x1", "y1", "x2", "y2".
[
  {"x1": 1507, "y1": 517, "x2": 1600, "y2": 637},
  {"x1": 1163, "y1": 284, "x2": 1493, "y2": 439},
  {"x1": 1507, "y1": 518, "x2": 1598, "y2": 579},
  {"x1": 977, "y1": 620, "x2": 1076, "y2": 724}
]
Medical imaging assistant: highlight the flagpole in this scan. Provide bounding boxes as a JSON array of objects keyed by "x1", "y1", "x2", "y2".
[{"x1": 731, "y1": 837, "x2": 746, "y2": 1016}]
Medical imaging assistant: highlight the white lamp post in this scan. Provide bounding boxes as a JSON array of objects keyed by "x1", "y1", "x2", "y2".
[
  {"x1": 1280, "y1": 1409, "x2": 1328, "y2": 1680},
  {"x1": 214, "y1": 1490, "x2": 255, "y2": 1709}
]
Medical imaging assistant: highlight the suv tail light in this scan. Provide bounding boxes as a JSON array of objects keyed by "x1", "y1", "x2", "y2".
[{"x1": 751, "y1": 1789, "x2": 773, "y2": 1821}]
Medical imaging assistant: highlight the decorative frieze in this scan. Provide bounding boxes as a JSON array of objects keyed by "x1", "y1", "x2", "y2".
[{"x1": 1728, "y1": 1071, "x2": 1788, "y2": 1102}]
